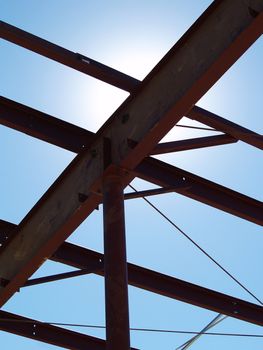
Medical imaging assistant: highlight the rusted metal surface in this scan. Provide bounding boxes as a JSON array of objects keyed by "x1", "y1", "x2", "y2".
[
  {"x1": 135, "y1": 157, "x2": 263, "y2": 226},
  {"x1": 2, "y1": 220, "x2": 263, "y2": 326},
  {"x1": 151, "y1": 135, "x2": 237, "y2": 155},
  {"x1": 0, "y1": 96, "x2": 94, "y2": 153},
  {"x1": 103, "y1": 169, "x2": 130, "y2": 350},
  {"x1": 0, "y1": 0, "x2": 262, "y2": 308},
  {"x1": 0, "y1": 21, "x2": 139, "y2": 92},
  {"x1": 51, "y1": 242, "x2": 263, "y2": 326},
  {"x1": 0, "y1": 310, "x2": 106, "y2": 350},
  {"x1": 188, "y1": 106, "x2": 263, "y2": 150},
  {"x1": 0, "y1": 96, "x2": 239, "y2": 155},
  {"x1": 23, "y1": 262, "x2": 103, "y2": 287}
]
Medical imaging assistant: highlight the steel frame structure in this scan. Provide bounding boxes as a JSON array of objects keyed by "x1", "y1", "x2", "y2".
[{"x1": 0, "y1": 0, "x2": 263, "y2": 348}]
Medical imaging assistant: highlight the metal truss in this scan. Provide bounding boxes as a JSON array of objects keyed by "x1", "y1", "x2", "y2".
[{"x1": 0, "y1": 0, "x2": 263, "y2": 348}]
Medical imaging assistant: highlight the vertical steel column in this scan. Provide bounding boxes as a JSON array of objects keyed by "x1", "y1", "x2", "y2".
[{"x1": 103, "y1": 168, "x2": 130, "y2": 350}]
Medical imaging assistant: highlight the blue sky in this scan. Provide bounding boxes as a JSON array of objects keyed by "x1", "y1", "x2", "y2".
[{"x1": 1, "y1": 1, "x2": 263, "y2": 349}]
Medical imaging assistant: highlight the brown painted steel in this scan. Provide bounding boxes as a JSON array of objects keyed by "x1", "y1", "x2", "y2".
[
  {"x1": 124, "y1": 186, "x2": 189, "y2": 200},
  {"x1": 135, "y1": 158, "x2": 263, "y2": 226},
  {"x1": 151, "y1": 135, "x2": 237, "y2": 155},
  {"x1": 1, "y1": 97, "x2": 238, "y2": 155},
  {"x1": 188, "y1": 106, "x2": 263, "y2": 150},
  {"x1": 0, "y1": 21, "x2": 139, "y2": 92},
  {"x1": 0, "y1": 310, "x2": 106, "y2": 350},
  {"x1": 0, "y1": 0, "x2": 262, "y2": 307},
  {"x1": 0, "y1": 96, "x2": 94, "y2": 153},
  {"x1": 1, "y1": 221, "x2": 262, "y2": 327},
  {"x1": 103, "y1": 169, "x2": 130, "y2": 350},
  {"x1": 51, "y1": 242, "x2": 263, "y2": 326}
]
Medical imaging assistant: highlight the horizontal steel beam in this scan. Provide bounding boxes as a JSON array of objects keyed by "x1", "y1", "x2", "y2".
[
  {"x1": 124, "y1": 186, "x2": 189, "y2": 200},
  {"x1": 0, "y1": 0, "x2": 262, "y2": 307},
  {"x1": 23, "y1": 262, "x2": 103, "y2": 287},
  {"x1": 135, "y1": 157, "x2": 263, "y2": 226},
  {"x1": 151, "y1": 135, "x2": 237, "y2": 155},
  {"x1": 0, "y1": 310, "x2": 106, "y2": 350},
  {"x1": 0, "y1": 21, "x2": 139, "y2": 92},
  {"x1": 188, "y1": 106, "x2": 263, "y2": 150},
  {"x1": 1, "y1": 221, "x2": 262, "y2": 326},
  {"x1": 0, "y1": 96, "x2": 94, "y2": 153},
  {"x1": 51, "y1": 242, "x2": 263, "y2": 326},
  {"x1": 1, "y1": 96, "x2": 239, "y2": 155}
]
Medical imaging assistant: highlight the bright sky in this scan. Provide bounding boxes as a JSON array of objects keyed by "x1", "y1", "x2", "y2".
[{"x1": 1, "y1": 1, "x2": 263, "y2": 349}]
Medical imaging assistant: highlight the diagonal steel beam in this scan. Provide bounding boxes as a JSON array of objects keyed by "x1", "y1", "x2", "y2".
[
  {"x1": 151, "y1": 134, "x2": 237, "y2": 155},
  {"x1": 0, "y1": 21, "x2": 139, "y2": 92},
  {"x1": 135, "y1": 157, "x2": 263, "y2": 226},
  {"x1": 1, "y1": 222, "x2": 263, "y2": 326},
  {"x1": 0, "y1": 0, "x2": 262, "y2": 307},
  {"x1": 0, "y1": 96, "x2": 94, "y2": 153},
  {"x1": 0, "y1": 310, "x2": 106, "y2": 350},
  {"x1": 187, "y1": 106, "x2": 263, "y2": 150}
]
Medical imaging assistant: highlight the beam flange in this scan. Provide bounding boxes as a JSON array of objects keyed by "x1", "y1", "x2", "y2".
[
  {"x1": 0, "y1": 96, "x2": 94, "y2": 153},
  {"x1": 1, "y1": 222, "x2": 263, "y2": 327},
  {"x1": 151, "y1": 135, "x2": 237, "y2": 155},
  {"x1": 0, "y1": 21, "x2": 139, "y2": 92},
  {"x1": 51, "y1": 241, "x2": 263, "y2": 327},
  {"x1": 0, "y1": 0, "x2": 262, "y2": 307},
  {"x1": 0, "y1": 310, "x2": 106, "y2": 350},
  {"x1": 135, "y1": 157, "x2": 263, "y2": 226},
  {"x1": 187, "y1": 106, "x2": 263, "y2": 150}
]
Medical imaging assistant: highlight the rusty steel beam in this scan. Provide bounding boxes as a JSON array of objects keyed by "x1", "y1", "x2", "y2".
[
  {"x1": 1, "y1": 97, "x2": 239, "y2": 155},
  {"x1": 0, "y1": 21, "x2": 139, "y2": 92},
  {"x1": 187, "y1": 106, "x2": 263, "y2": 150},
  {"x1": 0, "y1": 0, "x2": 262, "y2": 307},
  {"x1": 0, "y1": 310, "x2": 106, "y2": 350},
  {"x1": 0, "y1": 96, "x2": 94, "y2": 153},
  {"x1": 151, "y1": 135, "x2": 237, "y2": 155},
  {"x1": 51, "y1": 242, "x2": 263, "y2": 327},
  {"x1": 135, "y1": 157, "x2": 263, "y2": 226},
  {"x1": 1, "y1": 222, "x2": 263, "y2": 327},
  {"x1": 124, "y1": 186, "x2": 189, "y2": 200},
  {"x1": 103, "y1": 169, "x2": 130, "y2": 350},
  {"x1": 23, "y1": 262, "x2": 103, "y2": 287}
]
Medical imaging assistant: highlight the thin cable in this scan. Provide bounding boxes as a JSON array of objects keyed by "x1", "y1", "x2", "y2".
[
  {"x1": 128, "y1": 184, "x2": 263, "y2": 306},
  {"x1": 176, "y1": 124, "x2": 217, "y2": 132},
  {"x1": 0, "y1": 318, "x2": 262, "y2": 337},
  {"x1": 176, "y1": 314, "x2": 227, "y2": 350}
]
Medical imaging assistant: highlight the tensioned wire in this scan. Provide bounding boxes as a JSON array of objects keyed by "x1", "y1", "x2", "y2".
[{"x1": 128, "y1": 184, "x2": 262, "y2": 306}]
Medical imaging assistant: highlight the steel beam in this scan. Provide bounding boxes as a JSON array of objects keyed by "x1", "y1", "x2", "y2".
[
  {"x1": 0, "y1": 97, "x2": 238, "y2": 155},
  {"x1": 0, "y1": 96, "x2": 94, "y2": 153},
  {"x1": 0, "y1": 21, "x2": 139, "y2": 92},
  {"x1": 151, "y1": 135, "x2": 237, "y2": 155},
  {"x1": 187, "y1": 106, "x2": 263, "y2": 150},
  {"x1": 51, "y1": 242, "x2": 263, "y2": 326},
  {"x1": 124, "y1": 186, "x2": 189, "y2": 200},
  {"x1": 1, "y1": 222, "x2": 262, "y2": 327},
  {"x1": 103, "y1": 169, "x2": 130, "y2": 350},
  {"x1": 135, "y1": 157, "x2": 263, "y2": 226},
  {"x1": 0, "y1": 0, "x2": 262, "y2": 307},
  {"x1": 0, "y1": 310, "x2": 106, "y2": 350}
]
